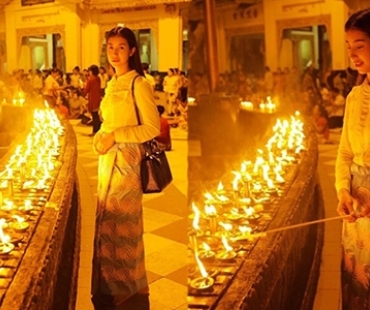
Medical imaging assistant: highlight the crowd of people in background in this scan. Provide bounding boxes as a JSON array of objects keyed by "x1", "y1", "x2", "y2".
[
  {"x1": 217, "y1": 63, "x2": 358, "y2": 144},
  {"x1": 0, "y1": 60, "x2": 358, "y2": 146},
  {"x1": 0, "y1": 63, "x2": 189, "y2": 150}
]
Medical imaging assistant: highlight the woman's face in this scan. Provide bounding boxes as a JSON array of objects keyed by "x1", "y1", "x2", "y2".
[
  {"x1": 346, "y1": 29, "x2": 370, "y2": 74},
  {"x1": 168, "y1": 70, "x2": 173, "y2": 76},
  {"x1": 107, "y1": 36, "x2": 134, "y2": 70}
]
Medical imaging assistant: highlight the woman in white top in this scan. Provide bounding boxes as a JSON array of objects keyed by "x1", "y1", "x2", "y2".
[
  {"x1": 70, "y1": 66, "x2": 82, "y2": 89},
  {"x1": 91, "y1": 26, "x2": 159, "y2": 310},
  {"x1": 336, "y1": 8, "x2": 370, "y2": 309}
]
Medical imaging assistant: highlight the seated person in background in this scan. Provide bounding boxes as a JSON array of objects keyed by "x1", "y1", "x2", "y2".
[
  {"x1": 155, "y1": 105, "x2": 172, "y2": 151},
  {"x1": 55, "y1": 94, "x2": 70, "y2": 119},
  {"x1": 327, "y1": 87, "x2": 345, "y2": 128},
  {"x1": 312, "y1": 104, "x2": 330, "y2": 144},
  {"x1": 69, "y1": 88, "x2": 88, "y2": 119},
  {"x1": 320, "y1": 82, "x2": 331, "y2": 107}
]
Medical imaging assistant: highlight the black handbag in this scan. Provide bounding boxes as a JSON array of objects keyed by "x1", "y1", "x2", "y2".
[{"x1": 132, "y1": 75, "x2": 173, "y2": 193}]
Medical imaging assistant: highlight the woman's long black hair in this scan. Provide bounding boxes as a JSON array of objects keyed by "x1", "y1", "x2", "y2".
[
  {"x1": 106, "y1": 27, "x2": 145, "y2": 77},
  {"x1": 345, "y1": 8, "x2": 370, "y2": 85}
]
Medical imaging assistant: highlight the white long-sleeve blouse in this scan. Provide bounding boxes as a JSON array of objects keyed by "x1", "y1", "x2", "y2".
[
  {"x1": 335, "y1": 79, "x2": 370, "y2": 192},
  {"x1": 100, "y1": 70, "x2": 160, "y2": 143}
]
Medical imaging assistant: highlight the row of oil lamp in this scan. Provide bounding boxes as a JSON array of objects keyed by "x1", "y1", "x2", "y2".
[
  {"x1": 0, "y1": 109, "x2": 64, "y2": 194},
  {"x1": 0, "y1": 196, "x2": 33, "y2": 255},
  {"x1": 0, "y1": 91, "x2": 27, "y2": 107},
  {"x1": 241, "y1": 96, "x2": 277, "y2": 113},
  {"x1": 0, "y1": 108, "x2": 64, "y2": 256},
  {"x1": 188, "y1": 112, "x2": 306, "y2": 291}
]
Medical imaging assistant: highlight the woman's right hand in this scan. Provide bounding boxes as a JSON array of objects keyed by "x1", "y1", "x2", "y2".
[
  {"x1": 93, "y1": 132, "x2": 103, "y2": 155},
  {"x1": 337, "y1": 189, "x2": 357, "y2": 222}
]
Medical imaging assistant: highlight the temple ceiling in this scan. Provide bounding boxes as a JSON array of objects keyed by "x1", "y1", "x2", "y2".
[
  {"x1": 0, "y1": 0, "x2": 191, "y2": 10},
  {"x1": 85, "y1": 0, "x2": 191, "y2": 9}
]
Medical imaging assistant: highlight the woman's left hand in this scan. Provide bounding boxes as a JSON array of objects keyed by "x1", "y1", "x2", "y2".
[
  {"x1": 95, "y1": 132, "x2": 115, "y2": 154},
  {"x1": 360, "y1": 204, "x2": 370, "y2": 218}
]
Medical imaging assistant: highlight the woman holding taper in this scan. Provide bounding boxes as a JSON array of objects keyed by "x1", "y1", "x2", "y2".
[{"x1": 336, "y1": 8, "x2": 370, "y2": 309}]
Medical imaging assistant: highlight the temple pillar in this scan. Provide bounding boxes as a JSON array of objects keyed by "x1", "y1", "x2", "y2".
[
  {"x1": 158, "y1": 15, "x2": 182, "y2": 71},
  {"x1": 216, "y1": 13, "x2": 227, "y2": 74},
  {"x1": 81, "y1": 11, "x2": 101, "y2": 70},
  {"x1": 64, "y1": 11, "x2": 81, "y2": 72},
  {"x1": 263, "y1": 1, "x2": 279, "y2": 71},
  {"x1": 4, "y1": 9, "x2": 17, "y2": 73},
  {"x1": 330, "y1": 1, "x2": 349, "y2": 70}
]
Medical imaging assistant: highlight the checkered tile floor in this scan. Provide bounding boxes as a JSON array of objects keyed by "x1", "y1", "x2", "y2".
[
  {"x1": 72, "y1": 120, "x2": 188, "y2": 310},
  {"x1": 313, "y1": 130, "x2": 342, "y2": 310}
]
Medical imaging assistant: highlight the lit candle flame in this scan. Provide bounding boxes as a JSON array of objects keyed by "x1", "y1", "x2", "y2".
[
  {"x1": 243, "y1": 206, "x2": 255, "y2": 217},
  {"x1": 24, "y1": 200, "x2": 32, "y2": 210},
  {"x1": 0, "y1": 219, "x2": 10, "y2": 244},
  {"x1": 232, "y1": 171, "x2": 241, "y2": 191},
  {"x1": 238, "y1": 225, "x2": 252, "y2": 235},
  {"x1": 204, "y1": 205, "x2": 217, "y2": 216},
  {"x1": 219, "y1": 221, "x2": 233, "y2": 231},
  {"x1": 202, "y1": 242, "x2": 211, "y2": 252},
  {"x1": 204, "y1": 192, "x2": 214, "y2": 202},
  {"x1": 195, "y1": 253, "x2": 209, "y2": 278},
  {"x1": 267, "y1": 178, "x2": 275, "y2": 189},
  {"x1": 192, "y1": 202, "x2": 201, "y2": 231},
  {"x1": 216, "y1": 181, "x2": 224, "y2": 193},
  {"x1": 12, "y1": 215, "x2": 25, "y2": 224},
  {"x1": 221, "y1": 235, "x2": 233, "y2": 252}
]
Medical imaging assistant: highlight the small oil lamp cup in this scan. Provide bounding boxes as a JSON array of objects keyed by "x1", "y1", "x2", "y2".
[
  {"x1": 275, "y1": 179, "x2": 285, "y2": 186},
  {"x1": 201, "y1": 237, "x2": 220, "y2": 251},
  {"x1": 245, "y1": 213, "x2": 260, "y2": 221},
  {"x1": 251, "y1": 188, "x2": 263, "y2": 196},
  {"x1": 224, "y1": 212, "x2": 246, "y2": 222},
  {"x1": 214, "y1": 230, "x2": 232, "y2": 239},
  {"x1": 18, "y1": 205, "x2": 34, "y2": 214},
  {"x1": 215, "y1": 250, "x2": 237, "y2": 262},
  {"x1": 231, "y1": 243, "x2": 243, "y2": 252},
  {"x1": 231, "y1": 233, "x2": 252, "y2": 242},
  {"x1": 7, "y1": 233, "x2": 23, "y2": 244},
  {"x1": 0, "y1": 242, "x2": 14, "y2": 255},
  {"x1": 196, "y1": 268, "x2": 220, "y2": 279},
  {"x1": 264, "y1": 186, "x2": 278, "y2": 195},
  {"x1": 10, "y1": 221, "x2": 29, "y2": 232},
  {"x1": 198, "y1": 249, "x2": 216, "y2": 263},
  {"x1": 189, "y1": 276, "x2": 214, "y2": 291},
  {"x1": 239, "y1": 197, "x2": 251, "y2": 206},
  {"x1": 1, "y1": 205, "x2": 13, "y2": 212}
]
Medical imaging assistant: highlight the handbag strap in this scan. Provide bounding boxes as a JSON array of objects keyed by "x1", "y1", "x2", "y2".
[
  {"x1": 131, "y1": 75, "x2": 141, "y2": 126},
  {"x1": 131, "y1": 74, "x2": 157, "y2": 154}
]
